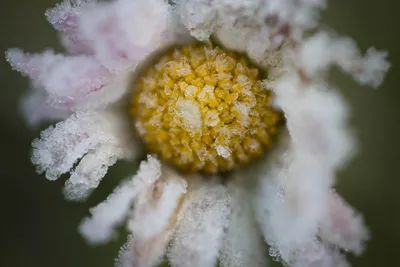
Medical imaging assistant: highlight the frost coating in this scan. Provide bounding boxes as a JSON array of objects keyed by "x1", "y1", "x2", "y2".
[
  {"x1": 296, "y1": 32, "x2": 390, "y2": 88},
  {"x1": 32, "y1": 109, "x2": 136, "y2": 200},
  {"x1": 125, "y1": 171, "x2": 187, "y2": 267},
  {"x1": 79, "y1": 156, "x2": 161, "y2": 244},
  {"x1": 45, "y1": 0, "x2": 96, "y2": 54},
  {"x1": 5, "y1": 49, "x2": 131, "y2": 110},
  {"x1": 220, "y1": 176, "x2": 268, "y2": 267},
  {"x1": 177, "y1": 0, "x2": 218, "y2": 41},
  {"x1": 20, "y1": 87, "x2": 70, "y2": 127},
  {"x1": 78, "y1": 0, "x2": 170, "y2": 73},
  {"x1": 320, "y1": 193, "x2": 369, "y2": 255},
  {"x1": 5, "y1": 0, "x2": 391, "y2": 266},
  {"x1": 167, "y1": 179, "x2": 231, "y2": 267}
]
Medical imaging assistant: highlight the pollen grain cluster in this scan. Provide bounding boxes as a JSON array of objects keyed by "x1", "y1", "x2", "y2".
[{"x1": 131, "y1": 44, "x2": 281, "y2": 174}]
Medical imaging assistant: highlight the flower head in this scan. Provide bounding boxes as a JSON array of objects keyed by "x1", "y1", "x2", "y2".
[{"x1": 6, "y1": 0, "x2": 390, "y2": 267}]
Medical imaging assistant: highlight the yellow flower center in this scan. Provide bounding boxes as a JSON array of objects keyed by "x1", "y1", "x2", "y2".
[{"x1": 130, "y1": 44, "x2": 281, "y2": 174}]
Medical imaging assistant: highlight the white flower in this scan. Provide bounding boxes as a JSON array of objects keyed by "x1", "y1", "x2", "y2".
[{"x1": 6, "y1": 0, "x2": 390, "y2": 267}]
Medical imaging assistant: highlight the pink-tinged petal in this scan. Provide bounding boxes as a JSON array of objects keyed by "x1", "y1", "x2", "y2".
[
  {"x1": 42, "y1": 55, "x2": 114, "y2": 109},
  {"x1": 45, "y1": 0, "x2": 96, "y2": 54},
  {"x1": 20, "y1": 87, "x2": 70, "y2": 127},
  {"x1": 78, "y1": 0, "x2": 170, "y2": 73},
  {"x1": 7, "y1": 49, "x2": 129, "y2": 110},
  {"x1": 6, "y1": 48, "x2": 64, "y2": 82},
  {"x1": 319, "y1": 192, "x2": 370, "y2": 255}
]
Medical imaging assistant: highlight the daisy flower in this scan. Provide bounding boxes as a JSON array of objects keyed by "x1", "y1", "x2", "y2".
[{"x1": 6, "y1": 0, "x2": 390, "y2": 267}]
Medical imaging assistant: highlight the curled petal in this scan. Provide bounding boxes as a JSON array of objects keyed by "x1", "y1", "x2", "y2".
[
  {"x1": 63, "y1": 143, "x2": 122, "y2": 201},
  {"x1": 32, "y1": 109, "x2": 135, "y2": 189},
  {"x1": 79, "y1": 156, "x2": 161, "y2": 244},
  {"x1": 122, "y1": 170, "x2": 187, "y2": 267}
]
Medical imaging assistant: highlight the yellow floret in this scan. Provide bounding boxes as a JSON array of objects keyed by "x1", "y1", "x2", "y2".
[{"x1": 131, "y1": 44, "x2": 282, "y2": 174}]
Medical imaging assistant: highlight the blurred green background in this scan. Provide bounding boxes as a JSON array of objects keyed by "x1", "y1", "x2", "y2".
[{"x1": 0, "y1": 0, "x2": 398, "y2": 266}]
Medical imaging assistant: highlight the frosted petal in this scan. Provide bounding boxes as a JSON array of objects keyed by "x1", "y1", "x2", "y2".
[
  {"x1": 274, "y1": 72, "x2": 355, "y2": 169},
  {"x1": 124, "y1": 170, "x2": 187, "y2": 267},
  {"x1": 289, "y1": 240, "x2": 350, "y2": 267},
  {"x1": 63, "y1": 144, "x2": 121, "y2": 201},
  {"x1": 20, "y1": 87, "x2": 70, "y2": 127},
  {"x1": 7, "y1": 49, "x2": 129, "y2": 110},
  {"x1": 319, "y1": 192, "x2": 369, "y2": 255},
  {"x1": 78, "y1": 0, "x2": 170, "y2": 73},
  {"x1": 45, "y1": 0, "x2": 96, "y2": 54},
  {"x1": 79, "y1": 156, "x2": 161, "y2": 244},
  {"x1": 220, "y1": 177, "x2": 268, "y2": 267},
  {"x1": 177, "y1": 0, "x2": 217, "y2": 41},
  {"x1": 32, "y1": 111, "x2": 106, "y2": 181},
  {"x1": 256, "y1": 151, "x2": 333, "y2": 264},
  {"x1": 297, "y1": 32, "x2": 390, "y2": 88},
  {"x1": 168, "y1": 179, "x2": 231, "y2": 267},
  {"x1": 32, "y1": 109, "x2": 136, "y2": 186},
  {"x1": 6, "y1": 48, "x2": 63, "y2": 82}
]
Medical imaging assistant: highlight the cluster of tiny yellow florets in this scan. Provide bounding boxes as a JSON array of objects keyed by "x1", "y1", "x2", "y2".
[{"x1": 130, "y1": 44, "x2": 281, "y2": 174}]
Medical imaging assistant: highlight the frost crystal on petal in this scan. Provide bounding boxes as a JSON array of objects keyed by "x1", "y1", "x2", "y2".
[
  {"x1": 296, "y1": 32, "x2": 390, "y2": 88},
  {"x1": 319, "y1": 192, "x2": 370, "y2": 255},
  {"x1": 6, "y1": 49, "x2": 131, "y2": 110},
  {"x1": 123, "y1": 170, "x2": 187, "y2": 267},
  {"x1": 32, "y1": 109, "x2": 136, "y2": 200},
  {"x1": 220, "y1": 176, "x2": 268, "y2": 267},
  {"x1": 20, "y1": 87, "x2": 70, "y2": 127},
  {"x1": 45, "y1": 0, "x2": 96, "y2": 54},
  {"x1": 168, "y1": 179, "x2": 231, "y2": 267},
  {"x1": 79, "y1": 156, "x2": 161, "y2": 244},
  {"x1": 177, "y1": 0, "x2": 217, "y2": 41},
  {"x1": 78, "y1": 0, "x2": 170, "y2": 73}
]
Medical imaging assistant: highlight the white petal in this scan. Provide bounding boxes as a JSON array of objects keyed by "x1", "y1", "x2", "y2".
[
  {"x1": 177, "y1": 0, "x2": 217, "y2": 41},
  {"x1": 288, "y1": 239, "x2": 350, "y2": 267},
  {"x1": 319, "y1": 192, "x2": 369, "y2": 255},
  {"x1": 79, "y1": 156, "x2": 161, "y2": 244},
  {"x1": 297, "y1": 32, "x2": 390, "y2": 88},
  {"x1": 20, "y1": 87, "x2": 70, "y2": 127},
  {"x1": 115, "y1": 235, "x2": 134, "y2": 267},
  {"x1": 124, "y1": 169, "x2": 187, "y2": 267},
  {"x1": 32, "y1": 111, "x2": 107, "y2": 181},
  {"x1": 78, "y1": 0, "x2": 170, "y2": 73},
  {"x1": 5, "y1": 48, "x2": 64, "y2": 83},
  {"x1": 32, "y1": 109, "x2": 136, "y2": 199},
  {"x1": 6, "y1": 49, "x2": 129, "y2": 110},
  {"x1": 220, "y1": 176, "x2": 268, "y2": 267},
  {"x1": 256, "y1": 148, "x2": 332, "y2": 264},
  {"x1": 274, "y1": 72, "x2": 355, "y2": 169},
  {"x1": 167, "y1": 178, "x2": 231, "y2": 267},
  {"x1": 63, "y1": 143, "x2": 121, "y2": 201},
  {"x1": 45, "y1": 0, "x2": 96, "y2": 54}
]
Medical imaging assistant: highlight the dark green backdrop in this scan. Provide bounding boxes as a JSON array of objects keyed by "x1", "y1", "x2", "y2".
[{"x1": 1, "y1": 0, "x2": 399, "y2": 266}]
